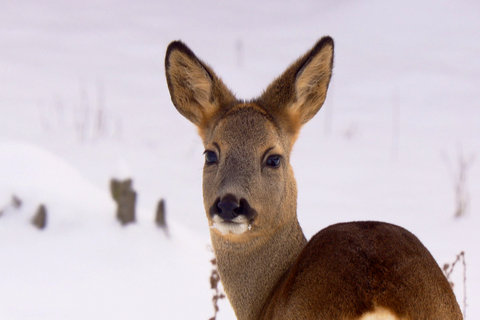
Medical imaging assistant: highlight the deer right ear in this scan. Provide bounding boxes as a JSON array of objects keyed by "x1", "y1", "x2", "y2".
[{"x1": 165, "y1": 41, "x2": 235, "y2": 127}]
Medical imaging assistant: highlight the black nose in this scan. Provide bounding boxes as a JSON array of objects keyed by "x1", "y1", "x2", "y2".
[{"x1": 210, "y1": 194, "x2": 254, "y2": 221}]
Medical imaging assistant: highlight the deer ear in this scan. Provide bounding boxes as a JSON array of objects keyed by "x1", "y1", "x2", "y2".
[
  {"x1": 165, "y1": 41, "x2": 235, "y2": 127},
  {"x1": 258, "y1": 37, "x2": 334, "y2": 132},
  {"x1": 293, "y1": 37, "x2": 334, "y2": 124}
]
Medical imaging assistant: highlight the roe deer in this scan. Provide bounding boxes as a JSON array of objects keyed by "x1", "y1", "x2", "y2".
[{"x1": 165, "y1": 37, "x2": 462, "y2": 320}]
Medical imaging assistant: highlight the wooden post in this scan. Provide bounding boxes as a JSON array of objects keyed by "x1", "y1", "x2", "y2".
[
  {"x1": 32, "y1": 204, "x2": 47, "y2": 229},
  {"x1": 110, "y1": 178, "x2": 136, "y2": 225},
  {"x1": 155, "y1": 199, "x2": 167, "y2": 228}
]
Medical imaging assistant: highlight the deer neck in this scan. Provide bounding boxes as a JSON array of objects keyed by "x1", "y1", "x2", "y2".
[{"x1": 211, "y1": 217, "x2": 307, "y2": 320}]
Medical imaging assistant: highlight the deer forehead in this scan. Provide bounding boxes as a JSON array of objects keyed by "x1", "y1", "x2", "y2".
[{"x1": 204, "y1": 106, "x2": 287, "y2": 154}]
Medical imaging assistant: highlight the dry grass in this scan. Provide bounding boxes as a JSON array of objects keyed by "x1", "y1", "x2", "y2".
[
  {"x1": 208, "y1": 258, "x2": 225, "y2": 320},
  {"x1": 443, "y1": 251, "x2": 467, "y2": 318},
  {"x1": 442, "y1": 148, "x2": 475, "y2": 218}
]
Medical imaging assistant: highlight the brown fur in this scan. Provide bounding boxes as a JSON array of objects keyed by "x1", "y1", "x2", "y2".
[
  {"x1": 261, "y1": 222, "x2": 461, "y2": 320},
  {"x1": 164, "y1": 37, "x2": 462, "y2": 320}
]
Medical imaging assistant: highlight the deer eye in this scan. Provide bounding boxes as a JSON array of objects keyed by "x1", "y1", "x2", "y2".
[
  {"x1": 266, "y1": 155, "x2": 281, "y2": 168},
  {"x1": 204, "y1": 150, "x2": 218, "y2": 165}
]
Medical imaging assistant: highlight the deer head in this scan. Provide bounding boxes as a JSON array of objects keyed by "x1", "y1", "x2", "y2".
[{"x1": 165, "y1": 38, "x2": 333, "y2": 243}]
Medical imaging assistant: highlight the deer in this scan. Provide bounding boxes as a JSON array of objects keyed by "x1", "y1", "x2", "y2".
[{"x1": 164, "y1": 37, "x2": 463, "y2": 320}]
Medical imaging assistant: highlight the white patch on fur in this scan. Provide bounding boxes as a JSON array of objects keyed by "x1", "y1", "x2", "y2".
[
  {"x1": 358, "y1": 306, "x2": 401, "y2": 320},
  {"x1": 211, "y1": 215, "x2": 250, "y2": 235}
]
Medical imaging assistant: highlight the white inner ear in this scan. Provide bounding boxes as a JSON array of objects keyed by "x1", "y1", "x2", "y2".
[
  {"x1": 296, "y1": 48, "x2": 332, "y2": 95},
  {"x1": 171, "y1": 50, "x2": 215, "y2": 114},
  {"x1": 186, "y1": 64, "x2": 213, "y2": 107},
  {"x1": 293, "y1": 46, "x2": 332, "y2": 111}
]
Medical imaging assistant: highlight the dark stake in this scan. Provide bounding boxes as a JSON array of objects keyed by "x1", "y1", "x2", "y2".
[
  {"x1": 110, "y1": 178, "x2": 136, "y2": 225},
  {"x1": 32, "y1": 204, "x2": 47, "y2": 230},
  {"x1": 155, "y1": 198, "x2": 167, "y2": 228}
]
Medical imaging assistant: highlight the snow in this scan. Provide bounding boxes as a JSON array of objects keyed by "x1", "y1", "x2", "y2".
[
  {"x1": 0, "y1": 142, "x2": 214, "y2": 319},
  {"x1": 0, "y1": 0, "x2": 478, "y2": 319}
]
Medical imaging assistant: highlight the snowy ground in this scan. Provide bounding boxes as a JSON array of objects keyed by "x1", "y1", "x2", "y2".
[{"x1": 0, "y1": 0, "x2": 479, "y2": 319}]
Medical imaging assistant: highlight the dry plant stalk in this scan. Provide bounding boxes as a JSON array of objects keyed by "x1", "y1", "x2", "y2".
[
  {"x1": 453, "y1": 153, "x2": 474, "y2": 218},
  {"x1": 209, "y1": 258, "x2": 225, "y2": 320},
  {"x1": 443, "y1": 149, "x2": 475, "y2": 218},
  {"x1": 443, "y1": 251, "x2": 467, "y2": 318}
]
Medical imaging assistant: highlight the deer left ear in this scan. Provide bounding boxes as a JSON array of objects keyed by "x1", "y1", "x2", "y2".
[{"x1": 258, "y1": 37, "x2": 334, "y2": 132}]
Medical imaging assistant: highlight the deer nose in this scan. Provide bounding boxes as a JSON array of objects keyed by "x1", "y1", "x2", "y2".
[
  {"x1": 216, "y1": 194, "x2": 240, "y2": 221},
  {"x1": 210, "y1": 194, "x2": 253, "y2": 221}
]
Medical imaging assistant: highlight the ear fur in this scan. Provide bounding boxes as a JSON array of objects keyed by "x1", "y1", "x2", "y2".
[
  {"x1": 165, "y1": 41, "x2": 236, "y2": 128},
  {"x1": 257, "y1": 37, "x2": 334, "y2": 134}
]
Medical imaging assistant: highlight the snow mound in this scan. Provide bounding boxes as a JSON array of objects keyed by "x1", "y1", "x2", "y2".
[{"x1": 0, "y1": 141, "x2": 114, "y2": 229}]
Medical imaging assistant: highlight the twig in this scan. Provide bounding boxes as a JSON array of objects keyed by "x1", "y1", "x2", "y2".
[
  {"x1": 209, "y1": 258, "x2": 225, "y2": 320},
  {"x1": 443, "y1": 251, "x2": 467, "y2": 318}
]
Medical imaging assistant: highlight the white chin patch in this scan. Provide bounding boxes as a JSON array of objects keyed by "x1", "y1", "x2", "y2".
[{"x1": 211, "y1": 215, "x2": 251, "y2": 235}]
